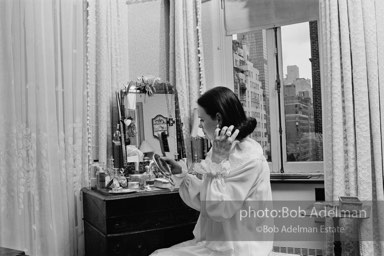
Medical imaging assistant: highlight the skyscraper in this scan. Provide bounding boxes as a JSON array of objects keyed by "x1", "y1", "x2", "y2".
[
  {"x1": 285, "y1": 65, "x2": 300, "y2": 85},
  {"x1": 237, "y1": 30, "x2": 270, "y2": 154},
  {"x1": 233, "y1": 41, "x2": 269, "y2": 154}
]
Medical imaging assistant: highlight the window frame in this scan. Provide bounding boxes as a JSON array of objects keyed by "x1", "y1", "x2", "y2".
[
  {"x1": 266, "y1": 28, "x2": 324, "y2": 174},
  {"x1": 201, "y1": 0, "x2": 324, "y2": 174}
]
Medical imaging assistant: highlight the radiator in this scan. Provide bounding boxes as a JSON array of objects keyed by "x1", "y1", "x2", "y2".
[{"x1": 273, "y1": 246, "x2": 323, "y2": 256}]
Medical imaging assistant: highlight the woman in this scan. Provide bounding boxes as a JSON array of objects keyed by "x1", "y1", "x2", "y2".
[{"x1": 152, "y1": 86, "x2": 273, "y2": 256}]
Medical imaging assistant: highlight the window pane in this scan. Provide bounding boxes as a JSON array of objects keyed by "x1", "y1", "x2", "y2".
[
  {"x1": 232, "y1": 30, "x2": 271, "y2": 161},
  {"x1": 281, "y1": 22, "x2": 323, "y2": 162}
]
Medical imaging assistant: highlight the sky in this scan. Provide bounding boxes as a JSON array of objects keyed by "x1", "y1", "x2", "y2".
[{"x1": 281, "y1": 22, "x2": 312, "y2": 80}]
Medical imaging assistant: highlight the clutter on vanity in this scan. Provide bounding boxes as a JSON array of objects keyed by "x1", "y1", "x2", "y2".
[
  {"x1": 88, "y1": 76, "x2": 193, "y2": 196},
  {"x1": 82, "y1": 76, "x2": 200, "y2": 256},
  {"x1": 89, "y1": 153, "x2": 176, "y2": 195}
]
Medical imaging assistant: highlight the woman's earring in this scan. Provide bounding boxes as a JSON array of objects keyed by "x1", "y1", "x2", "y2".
[{"x1": 216, "y1": 124, "x2": 220, "y2": 129}]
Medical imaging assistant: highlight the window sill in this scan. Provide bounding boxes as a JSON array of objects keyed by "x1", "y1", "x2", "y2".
[{"x1": 270, "y1": 173, "x2": 324, "y2": 183}]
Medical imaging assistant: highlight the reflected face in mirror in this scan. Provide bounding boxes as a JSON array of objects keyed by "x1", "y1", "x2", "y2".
[{"x1": 198, "y1": 105, "x2": 218, "y2": 141}]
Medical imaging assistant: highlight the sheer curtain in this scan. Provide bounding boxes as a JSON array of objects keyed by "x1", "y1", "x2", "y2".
[
  {"x1": 86, "y1": 0, "x2": 129, "y2": 164},
  {"x1": 320, "y1": 0, "x2": 384, "y2": 255},
  {"x1": 169, "y1": 0, "x2": 206, "y2": 162},
  {"x1": 0, "y1": 0, "x2": 87, "y2": 256}
]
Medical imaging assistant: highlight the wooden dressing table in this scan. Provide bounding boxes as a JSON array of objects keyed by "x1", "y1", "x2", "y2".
[
  {"x1": 81, "y1": 187, "x2": 198, "y2": 256},
  {"x1": 0, "y1": 247, "x2": 27, "y2": 256}
]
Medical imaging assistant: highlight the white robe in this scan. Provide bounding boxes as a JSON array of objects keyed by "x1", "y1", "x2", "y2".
[{"x1": 151, "y1": 137, "x2": 274, "y2": 256}]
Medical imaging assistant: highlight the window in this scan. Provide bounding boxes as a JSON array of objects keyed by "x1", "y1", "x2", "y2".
[
  {"x1": 282, "y1": 23, "x2": 323, "y2": 164},
  {"x1": 231, "y1": 23, "x2": 323, "y2": 173},
  {"x1": 201, "y1": 1, "x2": 323, "y2": 173}
]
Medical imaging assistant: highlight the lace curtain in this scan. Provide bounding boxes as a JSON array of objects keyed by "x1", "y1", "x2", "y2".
[
  {"x1": 319, "y1": 0, "x2": 384, "y2": 255},
  {"x1": 87, "y1": 0, "x2": 130, "y2": 164},
  {"x1": 169, "y1": 0, "x2": 206, "y2": 162},
  {"x1": 0, "y1": 0, "x2": 87, "y2": 255}
]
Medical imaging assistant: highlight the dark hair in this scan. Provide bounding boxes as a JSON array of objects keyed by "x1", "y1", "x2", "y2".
[{"x1": 197, "y1": 86, "x2": 257, "y2": 140}]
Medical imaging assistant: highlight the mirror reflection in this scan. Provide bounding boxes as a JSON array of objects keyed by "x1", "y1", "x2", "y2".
[{"x1": 113, "y1": 77, "x2": 180, "y2": 175}]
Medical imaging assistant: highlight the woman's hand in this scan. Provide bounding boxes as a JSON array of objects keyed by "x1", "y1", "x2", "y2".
[
  {"x1": 162, "y1": 157, "x2": 182, "y2": 175},
  {"x1": 211, "y1": 125, "x2": 239, "y2": 163}
]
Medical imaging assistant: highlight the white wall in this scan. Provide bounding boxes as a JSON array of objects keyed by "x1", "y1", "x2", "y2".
[
  {"x1": 202, "y1": 0, "x2": 234, "y2": 91},
  {"x1": 125, "y1": 1, "x2": 174, "y2": 158},
  {"x1": 271, "y1": 182, "x2": 325, "y2": 250},
  {"x1": 127, "y1": 0, "x2": 168, "y2": 80}
]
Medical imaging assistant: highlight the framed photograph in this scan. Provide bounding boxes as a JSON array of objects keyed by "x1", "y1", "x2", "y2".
[{"x1": 152, "y1": 114, "x2": 168, "y2": 137}]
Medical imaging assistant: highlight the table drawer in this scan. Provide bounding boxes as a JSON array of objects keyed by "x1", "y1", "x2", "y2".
[
  {"x1": 107, "y1": 209, "x2": 198, "y2": 234},
  {"x1": 84, "y1": 221, "x2": 196, "y2": 256}
]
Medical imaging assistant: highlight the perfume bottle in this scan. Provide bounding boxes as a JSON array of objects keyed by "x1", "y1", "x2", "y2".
[
  {"x1": 89, "y1": 160, "x2": 100, "y2": 190},
  {"x1": 104, "y1": 156, "x2": 115, "y2": 186},
  {"x1": 96, "y1": 163, "x2": 106, "y2": 190}
]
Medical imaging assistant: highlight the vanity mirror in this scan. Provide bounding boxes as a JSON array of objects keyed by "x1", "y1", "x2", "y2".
[{"x1": 114, "y1": 77, "x2": 182, "y2": 171}]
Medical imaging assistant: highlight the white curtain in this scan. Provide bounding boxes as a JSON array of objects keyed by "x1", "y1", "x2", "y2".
[
  {"x1": 320, "y1": 0, "x2": 384, "y2": 255},
  {"x1": 0, "y1": 0, "x2": 87, "y2": 256},
  {"x1": 87, "y1": 0, "x2": 129, "y2": 164},
  {"x1": 169, "y1": 0, "x2": 206, "y2": 162}
]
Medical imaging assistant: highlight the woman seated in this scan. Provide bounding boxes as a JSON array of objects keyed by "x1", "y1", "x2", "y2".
[{"x1": 151, "y1": 86, "x2": 273, "y2": 256}]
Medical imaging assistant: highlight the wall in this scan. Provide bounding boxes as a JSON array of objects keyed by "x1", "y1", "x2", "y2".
[
  {"x1": 201, "y1": 0, "x2": 234, "y2": 91},
  {"x1": 272, "y1": 182, "x2": 325, "y2": 251},
  {"x1": 124, "y1": 0, "x2": 173, "y2": 159},
  {"x1": 127, "y1": 0, "x2": 168, "y2": 80}
]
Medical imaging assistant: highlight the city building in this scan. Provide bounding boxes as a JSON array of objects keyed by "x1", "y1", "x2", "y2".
[
  {"x1": 233, "y1": 40, "x2": 269, "y2": 154},
  {"x1": 284, "y1": 67, "x2": 321, "y2": 161},
  {"x1": 284, "y1": 65, "x2": 300, "y2": 84},
  {"x1": 237, "y1": 31, "x2": 271, "y2": 151}
]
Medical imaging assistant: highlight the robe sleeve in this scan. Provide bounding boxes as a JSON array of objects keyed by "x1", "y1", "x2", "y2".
[
  {"x1": 204, "y1": 158, "x2": 266, "y2": 222},
  {"x1": 172, "y1": 162, "x2": 203, "y2": 211}
]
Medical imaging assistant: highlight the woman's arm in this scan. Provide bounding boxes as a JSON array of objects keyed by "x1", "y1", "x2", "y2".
[
  {"x1": 164, "y1": 158, "x2": 203, "y2": 211},
  {"x1": 203, "y1": 157, "x2": 268, "y2": 222},
  {"x1": 176, "y1": 172, "x2": 203, "y2": 211}
]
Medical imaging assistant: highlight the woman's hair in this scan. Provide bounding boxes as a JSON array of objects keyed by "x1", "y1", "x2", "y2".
[{"x1": 197, "y1": 86, "x2": 257, "y2": 140}]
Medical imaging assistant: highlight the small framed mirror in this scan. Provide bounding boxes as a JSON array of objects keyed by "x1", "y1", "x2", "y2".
[{"x1": 113, "y1": 78, "x2": 183, "y2": 172}]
